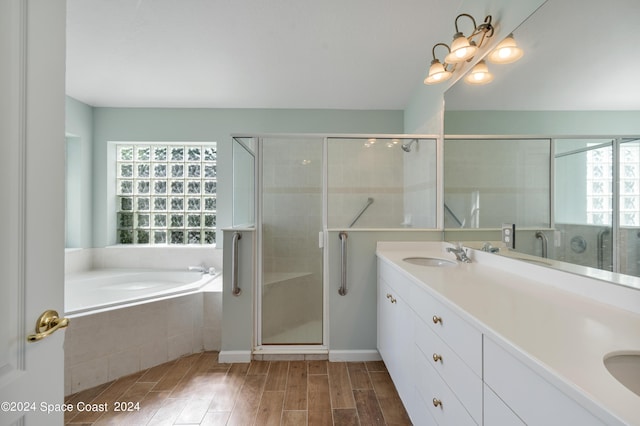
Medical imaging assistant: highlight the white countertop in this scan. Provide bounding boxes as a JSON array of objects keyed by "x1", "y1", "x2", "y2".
[{"x1": 376, "y1": 241, "x2": 640, "y2": 426}]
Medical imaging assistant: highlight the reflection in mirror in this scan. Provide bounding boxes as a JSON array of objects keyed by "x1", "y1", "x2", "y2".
[
  {"x1": 554, "y1": 139, "x2": 613, "y2": 271},
  {"x1": 444, "y1": 138, "x2": 550, "y2": 228},
  {"x1": 443, "y1": 0, "x2": 640, "y2": 286}
]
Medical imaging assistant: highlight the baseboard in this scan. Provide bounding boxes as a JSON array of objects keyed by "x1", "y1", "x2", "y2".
[
  {"x1": 218, "y1": 350, "x2": 252, "y2": 363},
  {"x1": 328, "y1": 349, "x2": 381, "y2": 362}
]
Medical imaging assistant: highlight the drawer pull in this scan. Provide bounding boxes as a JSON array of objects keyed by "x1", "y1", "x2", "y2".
[
  {"x1": 432, "y1": 353, "x2": 442, "y2": 362},
  {"x1": 386, "y1": 293, "x2": 392, "y2": 299},
  {"x1": 432, "y1": 315, "x2": 442, "y2": 324},
  {"x1": 432, "y1": 398, "x2": 442, "y2": 408},
  {"x1": 386, "y1": 293, "x2": 397, "y2": 304}
]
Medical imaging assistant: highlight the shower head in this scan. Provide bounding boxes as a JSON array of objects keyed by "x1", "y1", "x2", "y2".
[{"x1": 401, "y1": 139, "x2": 418, "y2": 152}]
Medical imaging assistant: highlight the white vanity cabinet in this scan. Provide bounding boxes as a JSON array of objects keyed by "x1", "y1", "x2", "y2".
[
  {"x1": 377, "y1": 254, "x2": 613, "y2": 426},
  {"x1": 378, "y1": 260, "x2": 482, "y2": 425}
]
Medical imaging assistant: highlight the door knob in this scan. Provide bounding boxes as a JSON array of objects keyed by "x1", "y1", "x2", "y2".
[{"x1": 27, "y1": 310, "x2": 70, "y2": 342}]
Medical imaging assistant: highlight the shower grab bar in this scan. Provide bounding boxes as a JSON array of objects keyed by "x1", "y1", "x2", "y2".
[
  {"x1": 231, "y1": 232, "x2": 242, "y2": 296},
  {"x1": 444, "y1": 203, "x2": 464, "y2": 227},
  {"x1": 339, "y1": 232, "x2": 348, "y2": 296},
  {"x1": 535, "y1": 231, "x2": 548, "y2": 258},
  {"x1": 348, "y1": 198, "x2": 374, "y2": 228},
  {"x1": 597, "y1": 228, "x2": 610, "y2": 270}
]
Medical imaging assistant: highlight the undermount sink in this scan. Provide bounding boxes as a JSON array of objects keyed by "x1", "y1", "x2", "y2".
[
  {"x1": 604, "y1": 352, "x2": 640, "y2": 397},
  {"x1": 402, "y1": 257, "x2": 457, "y2": 267}
]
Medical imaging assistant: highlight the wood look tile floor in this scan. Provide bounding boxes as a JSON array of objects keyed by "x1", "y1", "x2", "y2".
[{"x1": 65, "y1": 352, "x2": 412, "y2": 425}]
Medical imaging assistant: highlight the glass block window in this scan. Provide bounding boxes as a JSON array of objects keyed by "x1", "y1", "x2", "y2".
[
  {"x1": 619, "y1": 141, "x2": 640, "y2": 226},
  {"x1": 117, "y1": 143, "x2": 217, "y2": 244},
  {"x1": 586, "y1": 145, "x2": 613, "y2": 225}
]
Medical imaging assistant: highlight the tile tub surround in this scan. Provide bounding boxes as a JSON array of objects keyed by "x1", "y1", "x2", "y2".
[
  {"x1": 64, "y1": 287, "x2": 223, "y2": 396},
  {"x1": 64, "y1": 246, "x2": 223, "y2": 395},
  {"x1": 65, "y1": 246, "x2": 222, "y2": 274},
  {"x1": 377, "y1": 241, "x2": 640, "y2": 425}
]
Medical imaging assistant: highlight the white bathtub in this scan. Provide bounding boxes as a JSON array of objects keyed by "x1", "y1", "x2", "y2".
[
  {"x1": 63, "y1": 269, "x2": 223, "y2": 395},
  {"x1": 65, "y1": 269, "x2": 220, "y2": 317}
]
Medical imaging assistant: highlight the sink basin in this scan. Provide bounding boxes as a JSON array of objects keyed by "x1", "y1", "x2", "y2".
[
  {"x1": 604, "y1": 352, "x2": 640, "y2": 396},
  {"x1": 402, "y1": 257, "x2": 457, "y2": 267}
]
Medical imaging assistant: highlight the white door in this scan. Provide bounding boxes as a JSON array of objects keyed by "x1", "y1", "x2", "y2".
[{"x1": 0, "y1": 1, "x2": 67, "y2": 425}]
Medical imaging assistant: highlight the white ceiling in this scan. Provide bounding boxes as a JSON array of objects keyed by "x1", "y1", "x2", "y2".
[
  {"x1": 445, "y1": 0, "x2": 640, "y2": 111},
  {"x1": 66, "y1": 0, "x2": 463, "y2": 109}
]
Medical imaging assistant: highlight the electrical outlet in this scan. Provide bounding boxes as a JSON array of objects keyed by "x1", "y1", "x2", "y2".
[{"x1": 502, "y1": 223, "x2": 516, "y2": 249}]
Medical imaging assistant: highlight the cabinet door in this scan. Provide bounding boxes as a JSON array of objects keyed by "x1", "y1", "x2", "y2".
[
  {"x1": 377, "y1": 279, "x2": 394, "y2": 363},
  {"x1": 484, "y1": 384, "x2": 525, "y2": 425},
  {"x1": 377, "y1": 276, "x2": 415, "y2": 409},
  {"x1": 484, "y1": 337, "x2": 605, "y2": 426}
]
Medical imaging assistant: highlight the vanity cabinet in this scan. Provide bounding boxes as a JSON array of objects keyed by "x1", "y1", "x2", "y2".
[{"x1": 377, "y1": 256, "x2": 609, "y2": 426}]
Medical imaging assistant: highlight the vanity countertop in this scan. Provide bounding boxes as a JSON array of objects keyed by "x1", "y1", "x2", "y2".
[{"x1": 376, "y1": 241, "x2": 640, "y2": 426}]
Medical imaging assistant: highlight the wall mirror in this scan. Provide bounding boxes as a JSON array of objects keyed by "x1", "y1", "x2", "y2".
[{"x1": 443, "y1": 0, "x2": 640, "y2": 288}]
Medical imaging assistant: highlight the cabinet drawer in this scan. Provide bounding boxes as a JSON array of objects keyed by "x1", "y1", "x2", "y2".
[
  {"x1": 378, "y1": 260, "x2": 414, "y2": 302},
  {"x1": 415, "y1": 347, "x2": 478, "y2": 426},
  {"x1": 415, "y1": 319, "x2": 482, "y2": 424},
  {"x1": 410, "y1": 284, "x2": 482, "y2": 375},
  {"x1": 484, "y1": 336, "x2": 605, "y2": 426}
]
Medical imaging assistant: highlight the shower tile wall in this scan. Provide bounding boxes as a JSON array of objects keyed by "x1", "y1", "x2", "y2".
[
  {"x1": 328, "y1": 138, "x2": 405, "y2": 228},
  {"x1": 403, "y1": 139, "x2": 437, "y2": 228}
]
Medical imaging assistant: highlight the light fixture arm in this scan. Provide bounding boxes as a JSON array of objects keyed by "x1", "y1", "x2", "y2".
[
  {"x1": 431, "y1": 42, "x2": 451, "y2": 61},
  {"x1": 453, "y1": 13, "x2": 494, "y2": 42}
]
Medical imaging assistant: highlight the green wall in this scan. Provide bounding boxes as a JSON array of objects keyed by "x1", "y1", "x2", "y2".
[{"x1": 65, "y1": 96, "x2": 94, "y2": 248}]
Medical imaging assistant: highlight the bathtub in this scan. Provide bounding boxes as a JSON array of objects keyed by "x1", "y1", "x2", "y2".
[
  {"x1": 63, "y1": 269, "x2": 222, "y2": 395},
  {"x1": 65, "y1": 268, "x2": 220, "y2": 317}
]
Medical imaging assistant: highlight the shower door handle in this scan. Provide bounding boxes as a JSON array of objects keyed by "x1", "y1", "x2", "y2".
[
  {"x1": 339, "y1": 232, "x2": 348, "y2": 296},
  {"x1": 231, "y1": 232, "x2": 242, "y2": 296}
]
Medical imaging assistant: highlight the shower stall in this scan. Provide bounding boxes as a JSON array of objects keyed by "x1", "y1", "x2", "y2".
[{"x1": 231, "y1": 135, "x2": 438, "y2": 352}]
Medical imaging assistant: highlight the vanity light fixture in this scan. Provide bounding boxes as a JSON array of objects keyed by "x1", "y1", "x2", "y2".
[
  {"x1": 487, "y1": 33, "x2": 524, "y2": 64},
  {"x1": 424, "y1": 13, "x2": 494, "y2": 85},
  {"x1": 464, "y1": 60, "x2": 494, "y2": 85}
]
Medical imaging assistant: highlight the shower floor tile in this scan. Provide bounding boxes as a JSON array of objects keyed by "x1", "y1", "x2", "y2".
[{"x1": 64, "y1": 351, "x2": 411, "y2": 425}]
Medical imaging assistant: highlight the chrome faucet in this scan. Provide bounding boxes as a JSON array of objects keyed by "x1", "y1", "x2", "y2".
[{"x1": 446, "y1": 244, "x2": 472, "y2": 263}]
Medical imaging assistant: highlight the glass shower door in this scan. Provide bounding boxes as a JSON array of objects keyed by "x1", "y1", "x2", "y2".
[
  {"x1": 261, "y1": 137, "x2": 323, "y2": 345},
  {"x1": 555, "y1": 139, "x2": 613, "y2": 270}
]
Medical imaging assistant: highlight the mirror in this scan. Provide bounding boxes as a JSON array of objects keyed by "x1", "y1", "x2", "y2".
[{"x1": 443, "y1": 0, "x2": 640, "y2": 287}]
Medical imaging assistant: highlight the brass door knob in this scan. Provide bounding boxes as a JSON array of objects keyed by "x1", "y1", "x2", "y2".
[
  {"x1": 432, "y1": 398, "x2": 442, "y2": 408},
  {"x1": 432, "y1": 315, "x2": 442, "y2": 324},
  {"x1": 27, "y1": 310, "x2": 70, "y2": 342},
  {"x1": 433, "y1": 353, "x2": 442, "y2": 362}
]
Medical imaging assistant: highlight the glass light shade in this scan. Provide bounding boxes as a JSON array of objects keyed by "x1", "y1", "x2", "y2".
[
  {"x1": 445, "y1": 34, "x2": 477, "y2": 63},
  {"x1": 487, "y1": 35, "x2": 523, "y2": 64},
  {"x1": 424, "y1": 60, "x2": 452, "y2": 85},
  {"x1": 464, "y1": 61, "x2": 493, "y2": 85}
]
